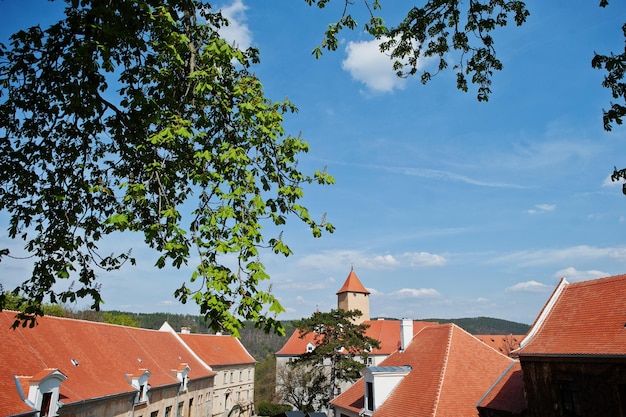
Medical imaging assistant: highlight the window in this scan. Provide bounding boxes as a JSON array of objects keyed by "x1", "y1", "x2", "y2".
[
  {"x1": 165, "y1": 406, "x2": 172, "y2": 417},
  {"x1": 239, "y1": 371, "x2": 243, "y2": 381},
  {"x1": 223, "y1": 372, "x2": 227, "y2": 384},
  {"x1": 176, "y1": 401, "x2": 184, "y2": 417},
  {"x1": 248, "y1": 369, "x2": 252, "y2": 380},
  {"x1": 151, "y1": 412, "x2": 159, "y2": 417},
  {"x1": 40, "y1": 392, "x2": 52, "y2": 417},
  {"x1": 187, "y1": 397, "x2": 193, "y2": 417},
  {"x1": 366, "y1": 381, "x2": 374, "y2": 411},
  {"x1": 230, "y1": 372, "x2": 234, "y2": 383},
  {"x1": 558, "y1": 380, "x2": 582, "y2": 417}
]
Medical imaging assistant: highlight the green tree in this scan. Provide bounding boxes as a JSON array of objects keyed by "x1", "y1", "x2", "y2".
[
  {"x1": 102, "y1": 311, "x2": 140, "y2": 327},
  {"x1": 291, "y1": 309, "x2": 381, "y2": 407},
  {"x1": 0, "y1": 289, "x2": 66, "y2": 319},
  {"x1": 0, "y1": 0, "x2": 334, "y2": 336}
]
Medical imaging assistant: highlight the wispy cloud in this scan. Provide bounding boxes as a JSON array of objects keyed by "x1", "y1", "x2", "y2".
[
  {"x1": 505, "y1": 280, "x2": 550, "y2": 293},
  {"x1": 391, "y1": 288, "x2": 441, "y2": 298},
  {"x1": 488, "y1": 245, "x2": 626, "y2": 267},
  {"x1": 527, "y1": 203, "x2": 556, "y2": 214},
  {"x1": 370, "y1": 287, "x2": 441, "y2": 299},
  {"x1": 381, "y1": 165, "x2": 527, "y2": 189},
  {"x1": 552, "y1": 266, "x2": 609, "y2": 282},
  {"x1": 298, "y1": 249, "x2": 447, "y2": 270}
]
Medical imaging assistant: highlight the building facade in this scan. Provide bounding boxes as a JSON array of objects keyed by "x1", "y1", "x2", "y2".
[{"x1": 1, "y1": 312, "x2": 255, "y2": 417}]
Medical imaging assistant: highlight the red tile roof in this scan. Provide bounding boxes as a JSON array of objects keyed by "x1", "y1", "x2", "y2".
[
  {"x1": 178, "y1": 333, "x2": 255, "y2": 366},
  {"x1": 0, "y1": 311, "x2": 214, "y2": 415},
  {"x1": 276, "y1": 319, "x2": 438, "y2": 356},
  {"x1": 331, "y1": 324, "x2": 515, "y2": 417},
  {"x1": 336, "y1": 269, "x2": 370, "y2": 295},
  {"x1": 477, "y1": 361, "x2": 526, "y2": 415},
  {"x1": 518, "y1": 274, "x2": 626, "y2": 356}
]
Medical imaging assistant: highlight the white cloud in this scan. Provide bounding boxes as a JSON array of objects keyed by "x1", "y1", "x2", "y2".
[
  {"x1": 527, "y1": 203, "x2": 556, "y2": 214},
  {"x1": 341, "y1": 37, "x2": 406, "y2": 93},
  {"x1": 218, "y1": 0, "x2": 252, "y2": 49},
  {"x1": 391, "y1": 288, "x2": 441, "y2": 299},
  {"x1": 552, "y1": 266, "x2": 608, "y2": 282},
  {"x1": 400, "y1": 252, "x2": 446, "y2": 267},
  {"x1": 505, "y1": 280, "x2": 549, "y2": 293},
  {"x1": 362, "y1": 254, "x2": 399, "y2": 269},
  {"x1": 488, "y1": 245, "x2": 626, "y2": 267},
  {"x1": 298, "y1": 249, "x2": 446, "y2": 271}
]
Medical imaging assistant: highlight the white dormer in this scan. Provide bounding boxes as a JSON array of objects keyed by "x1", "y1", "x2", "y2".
[
  {"x1": 125, "y1": 369, "x2": 151, "y2": 404},
  {"x1": 361, "y1": 366, "x2": 411, "y2": 415},
  {"x1": 306, "y1": 342, "x2": 315, "y2": 353},
  {"x1": 172, "y1": 364, "x2": 191, "y2": 392},
  {"x1": 18, "y1": 368, "x2": 67, "y2": 417}
]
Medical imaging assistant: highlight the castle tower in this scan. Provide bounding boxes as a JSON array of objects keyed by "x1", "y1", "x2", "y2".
[{"x1": 336, "y1": 268, "x2": 370, "y2": 324}]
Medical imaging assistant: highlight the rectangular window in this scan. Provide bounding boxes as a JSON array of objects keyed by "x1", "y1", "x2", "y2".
[
  {"x1": 165, "y1": 406, "x2": 172, "y2": 417},
  {"x1": 187, "y1": 397, "x2": 193, "y2": 417},
  {"x1": 558, "y1": 380, "x2": 582, "y2": 417},
  {"x1": 223, "y1": 372, "x2": 227, "y2": 384},
  {"x1": 239, "y1": 371, "x2": 243, "y2": 381},
  {"x1": 366, "y1": 382, "x2": 374, "y2": 411},
  {"x1": 230, "y1": 372, "x2": 234, "y2": 383},
  {"x1": 40, "y1": 392, "x2": 53, "y2": 417},
  {"x1": 177, "y1": 401, "x2": 184, "y2": 417},
  {"x1": 151, "y1": 412, "x2": 159, "y2": 417}
]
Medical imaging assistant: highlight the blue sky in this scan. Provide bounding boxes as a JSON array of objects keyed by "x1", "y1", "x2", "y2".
[{"x1": 2, "y1": 0, "x2": 626, "y2": 326}]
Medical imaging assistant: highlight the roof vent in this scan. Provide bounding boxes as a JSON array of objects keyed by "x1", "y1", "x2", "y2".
[{"x1": 70, "y1": 358, "x2": 79, "y2": 366}]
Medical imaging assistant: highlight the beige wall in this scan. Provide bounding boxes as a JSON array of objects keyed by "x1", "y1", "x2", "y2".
[{"x1": 337, "y1": 292, "x2": 370, "y2": 323}]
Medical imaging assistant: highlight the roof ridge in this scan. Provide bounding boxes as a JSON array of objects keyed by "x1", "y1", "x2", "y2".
[
  {"x1": 517, "y1": 277, "x2": 569, "y2": 352},
  {"x1": 431, "y1": 324, "x2": 454, "y2": 417}
]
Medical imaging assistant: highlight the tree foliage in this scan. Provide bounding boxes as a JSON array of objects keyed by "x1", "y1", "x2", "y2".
[
  {"x1": 307, "y1": 0, "x2": 529, "y2": 101},
  {"x1": 291, "y1": 309, "x2": 381, "y2": 404},
  {"x1": 0, "y1": 0, "x2": 334, "y2": 336}
]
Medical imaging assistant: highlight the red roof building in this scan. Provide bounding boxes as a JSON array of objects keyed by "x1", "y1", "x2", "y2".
[
  {"x1": 1, "y1": 312, "x2": 255, "y2": 417},
  {"x1": 479, "y1": 273, "x2": 626, "y2": 417},
  {"x1": 330, "y1": 323, "x2": 515, "y2": 417}
]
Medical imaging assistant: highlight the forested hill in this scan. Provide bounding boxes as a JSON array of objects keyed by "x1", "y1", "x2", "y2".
[{"x1": 422, "y1": 316, "x2": 530, "y2": 335}]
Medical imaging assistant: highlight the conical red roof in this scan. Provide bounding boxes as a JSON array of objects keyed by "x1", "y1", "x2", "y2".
[{"x1": 336, "y1": 269, "x2": 370, "y2": 295}]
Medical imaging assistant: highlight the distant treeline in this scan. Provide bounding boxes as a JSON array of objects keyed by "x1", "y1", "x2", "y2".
[{"x1": 422, "y1": 316, "x2": 530, "y2": 335}]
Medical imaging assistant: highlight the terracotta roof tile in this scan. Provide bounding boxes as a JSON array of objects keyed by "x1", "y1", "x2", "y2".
[
  {"x1": 178, "y1": 333, "x2": 255, "y2": 366},
  {"x1": 331, "y1": 324, "x2": 514, "y2": 417},
  {"x1": 0, "y1": 311, "x2": 214, "y2": 414},
  {"x1": 336, "y1": 269, "x2": 370, "y2": 295},
  {"x1": 477, "y1": 361, "x2": 526, "y2": 415},
  {"x1": 518, "y1": 274, "x2": 626, "y2": 356}
]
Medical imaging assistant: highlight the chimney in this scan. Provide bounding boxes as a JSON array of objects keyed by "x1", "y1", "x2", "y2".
[
  {"x1": 400, "y1": 319, "x2": 413, "y2": 351},
  {"x1": 181, "y1": 327, "x2": 191, "y2": 334}
]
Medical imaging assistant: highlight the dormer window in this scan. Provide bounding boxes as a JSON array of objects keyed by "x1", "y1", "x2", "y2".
[
  {"x1": 306, "y1": 342, "x2": 315, "y2": 353},
  {"x1": 126, "y1": 369, "x2": 151, "y2": 404},
  {"x1": 361, "y1": 366, "x2": 411, "y2": 415},
  {"x1": 172, "y1": 364, "x2": 191, "y2": 392},
  {"x1": 17, "y1": 368, "x2": 67, "y2": 417}
]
